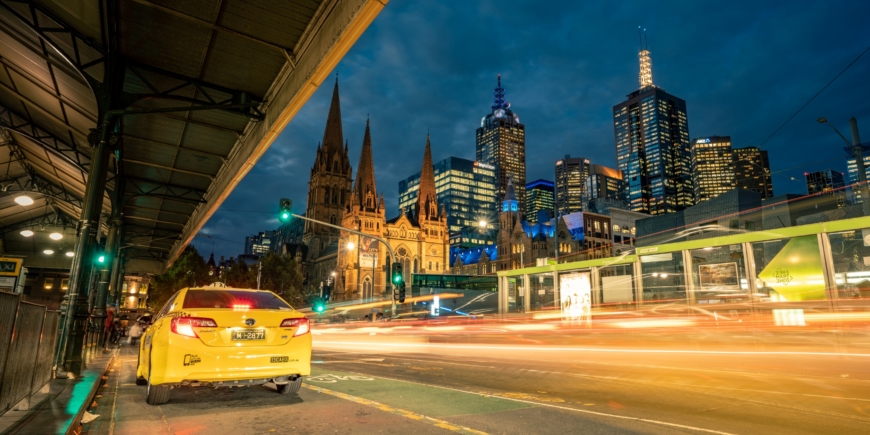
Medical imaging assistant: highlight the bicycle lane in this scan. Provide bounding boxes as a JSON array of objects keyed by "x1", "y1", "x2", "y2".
[{"x1": 81, "y1": 346, "x2": 488, "y2": 435}]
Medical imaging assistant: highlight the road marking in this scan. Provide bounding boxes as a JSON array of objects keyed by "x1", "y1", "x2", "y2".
[
  {"x1": 302, "y1": 384, "x2": 488, "y2": 435},
  {"x1": 321, "y1": 369, "x2": 739, "y2": 435}
]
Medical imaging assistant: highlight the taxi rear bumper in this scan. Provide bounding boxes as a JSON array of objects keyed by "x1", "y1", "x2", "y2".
[{"x1": 150, "y1": 333, "x2": 312, "y2": 385}]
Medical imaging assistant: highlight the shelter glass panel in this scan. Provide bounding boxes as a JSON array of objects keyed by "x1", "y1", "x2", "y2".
[
  {"x1": 598, "y1": 264, "x2": 635, "y2": 307},
  {"x1": 640, "y1": 252, "x2": 686, "y2": 303},
  {"x1": 828, "y1": 229, "x2": 870, "y2": 300},
  {"x1": 529, "y1": 273, "x2": 556, "y2": 311},
  {"x1": 689, "y1": 245, "x2": 749, "y2": 304}
]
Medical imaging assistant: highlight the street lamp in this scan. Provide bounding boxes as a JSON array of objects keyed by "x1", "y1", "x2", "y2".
[
  {"x1": 346, "y1": 241, "x2": 355, "y2": 250},
  {"x1": 478, "y1": 220, "x2": 487, "y2": 229},
  {"x1": 818, "y1": 117, "x2": 868, "y2": 216}
]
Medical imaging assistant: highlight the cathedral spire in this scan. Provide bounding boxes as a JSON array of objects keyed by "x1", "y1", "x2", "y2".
[
  {"x1": 321, "y1": 78, "x2": 344, "y2": 153},
  {"x1": 352, "y1": 118, "x2": 377, "y2": 210},
  {"x1": 416, "y1": 133, "x2": 437, "y2": 220}
]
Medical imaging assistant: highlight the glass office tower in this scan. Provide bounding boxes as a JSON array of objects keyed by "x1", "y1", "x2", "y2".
[
  {"x1": 525, "y1": 179, "x2": 555, "y2": 223},
  {"x1": 476, "y1": 75, "x2": 526, "y2": 215},
  {"x1": 613, "y1": 44, "x2": 692, "y2": 215},
  {"x1": 399, "y1": 157, "x2": 497, "y2": 233},
  {"x1": 691, "y1": 136, "x2": 735, "y2": 203}
]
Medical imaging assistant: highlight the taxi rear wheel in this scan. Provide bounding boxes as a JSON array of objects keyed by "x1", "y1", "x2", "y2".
[
  {"x1": 276, "y1": 376, "x2": 302, "y2": 395},
  {"x1": 145, "y1": 355, "x2": 171, "y2": 405},
  {"x1": 135, "y1": 350, "x2": 147, "y2": 385}
]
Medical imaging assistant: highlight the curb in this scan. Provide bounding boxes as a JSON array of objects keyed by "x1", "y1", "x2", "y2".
[{"x1": 67, "y1": 352, "x2": 116, "y2": 435}]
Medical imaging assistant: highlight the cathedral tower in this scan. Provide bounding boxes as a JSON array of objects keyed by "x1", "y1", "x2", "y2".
[
  {"x1": 338, "y1": 118, "x2": 386, "y2": 300},
  {"x1": 303, "y1": 78, "x2": 353, "y2": 258}
]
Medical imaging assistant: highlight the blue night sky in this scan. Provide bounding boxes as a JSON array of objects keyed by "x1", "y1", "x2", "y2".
[{"x1": 192, "y1": 0, "x2": 870, "y2": 258}]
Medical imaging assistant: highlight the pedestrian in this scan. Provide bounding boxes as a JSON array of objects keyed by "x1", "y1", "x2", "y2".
[
  {"x1": 111, "y1": 319, "x2": 122, "y2": 345},
  {"x1": 128, "y1": 321, "x2": 143, "y2": 346},
  {"x1": 103, "y1": 307, "x2": 115, "y2": 348}
]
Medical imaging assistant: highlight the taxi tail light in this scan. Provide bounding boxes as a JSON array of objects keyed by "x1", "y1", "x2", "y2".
[
  {"x1": 281, "y1": 318, "x2": 310, "y2": 336},
  {"x1": 170, "y1": 317, "x2": 217, "y2": 338}
]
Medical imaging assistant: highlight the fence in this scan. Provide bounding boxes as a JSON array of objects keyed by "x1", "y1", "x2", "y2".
[{"x1": 0, "y1": 291, "x2": 60, "y2": 414}]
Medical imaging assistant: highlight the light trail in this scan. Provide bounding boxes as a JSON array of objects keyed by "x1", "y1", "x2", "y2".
[{"x1": 313, "y1": 341, "x2": 870, "y2": 358}]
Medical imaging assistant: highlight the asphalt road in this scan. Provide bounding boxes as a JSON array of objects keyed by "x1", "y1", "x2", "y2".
[{"x1": 84, "y1": 325, "x2": 870, "y2": 435}]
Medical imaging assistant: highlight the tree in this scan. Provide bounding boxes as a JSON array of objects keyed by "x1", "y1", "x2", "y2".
[
  {"x1": 258, "y1": 251, "x2": 305, "y2": 304},
  {"x1": 223, "y1": 259, "x2": 256, "y2": 289},
  {"x1": 146, "y1": 246, "x2": 214, "y2": 311}
]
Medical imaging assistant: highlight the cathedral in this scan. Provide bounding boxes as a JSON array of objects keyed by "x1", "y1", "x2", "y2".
[{"x1": 295, "y1": 78, "x2": 449, "y2": 302}]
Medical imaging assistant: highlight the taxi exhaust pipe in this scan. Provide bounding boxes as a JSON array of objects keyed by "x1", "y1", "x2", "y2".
[{"x1": 272, "y1": 375, "x2": 299, "y2": 385}]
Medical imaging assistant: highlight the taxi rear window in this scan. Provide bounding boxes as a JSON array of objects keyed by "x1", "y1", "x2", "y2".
[{"x1": 182, "y1": 290, "x2": 291, "y2": 310}]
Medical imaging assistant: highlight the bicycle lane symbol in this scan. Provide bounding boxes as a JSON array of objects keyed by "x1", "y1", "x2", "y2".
[{"x1": 307, "y1": 374, "x2": 375, "y2": 383}]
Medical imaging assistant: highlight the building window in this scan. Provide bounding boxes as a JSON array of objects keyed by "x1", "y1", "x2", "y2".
[
  {"x1": 44, "y1": 277, "x2": 54, "y2": 290},
  {"x1": 330, "y1": 214, "x2": 336, "y2": 225},
  {"x1": 61, "y1": 278, "x2": 69, "y2": 291},
  {"x1": 613, "y1": 224, "x2": 620, "y2": 233}
]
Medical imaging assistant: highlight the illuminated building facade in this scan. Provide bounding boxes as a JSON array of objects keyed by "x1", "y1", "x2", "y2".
[
  {"x1": 525, "y1": 179, "x2": 555, "y2": 223},
  {"x1": 613, "y1": 41, "x2": 692, "y2": 215},
  {"x1": 399, "y1": 157, "x2": 497, "y2": 234},
  {"x1": 845, "y1": 144, "x2": 870, "y2": 203},
  {"x1": 691, "y1": 136, "x2": 735, "y2": 203},
  {"x1": 583, "y1": 164, "x2": 627, "y2": 206},
  {"x1": 554, "y1": 155, "x2": 590, "y2": 215},
  {"x1": 734, "y1": 146, "x2": 773, "y2": 199},
  {"x1": 476, "y1": 75, "x2": 526, "y2": 216},
  {"x1": 805, "y1": 169, "x2": 845, "y2": 196}
]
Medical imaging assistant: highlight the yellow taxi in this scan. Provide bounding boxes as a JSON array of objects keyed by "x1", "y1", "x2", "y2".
[{"x1": 136, "y1": 284, "x2": 311, "y2": 405}]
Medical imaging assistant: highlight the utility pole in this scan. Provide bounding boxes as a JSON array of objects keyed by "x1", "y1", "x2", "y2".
[{"x1": 257, "y1": 260, "x2": 262, "y2": 290}]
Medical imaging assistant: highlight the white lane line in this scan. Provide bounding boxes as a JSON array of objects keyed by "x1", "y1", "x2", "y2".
[
  {"x1": 325, "y1": 368, "x2": 737, "y2": 435},
  {"x1": 315, "y1": 341, "x2": 870, "y2": 358}
]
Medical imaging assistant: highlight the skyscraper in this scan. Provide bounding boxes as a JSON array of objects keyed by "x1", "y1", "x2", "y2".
[
  {"x1": 613, "y1": 35, "x2": 692, "y2": 215},
  {"x1": 845, "y1": 145, "x2": 870, "y2": 203},
  {"x1": 691, "y1": 136, "x2": 735, "y2": 203},
  {"x1": 583, "y1": 164, "x2": 627, "y2": 205},
  {"x1": 525, "y1": 179, "x2": 555, "y2": 223},
  {"x1": 399, "y1": 157, "x2": 497, "y2": 233},
  {"x1": 476, "y1": 75, "x2": 526, "y2": 216},
  {"x1": 554, "y1": 155, "x2": 590, "y2": 215},
  {"x1": 805, "y1": 170, "x2": 845, "y2": 196},
  {"x1": 733, "y1": 146, "x2": 773, "y2": 199}
]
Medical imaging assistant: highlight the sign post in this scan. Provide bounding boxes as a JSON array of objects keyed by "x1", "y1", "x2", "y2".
[{"x1": 0, "y1": 257, "x2": 24, "y2": 293}]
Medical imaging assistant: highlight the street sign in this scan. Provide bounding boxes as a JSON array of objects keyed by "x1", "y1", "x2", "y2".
[{"x1": 0, "y1": 258, "x2": 22, "y2": 276}]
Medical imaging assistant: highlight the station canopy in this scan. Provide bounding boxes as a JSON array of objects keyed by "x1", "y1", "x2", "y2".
[{"x1": 0, "y1": 0, "x2": 385, "y2": 274}]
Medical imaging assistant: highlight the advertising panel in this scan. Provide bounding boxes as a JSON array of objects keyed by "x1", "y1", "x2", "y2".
[
  {"x1": 698, "y1": 262, "x2": 740, "y2": 289},
  {"x1": 560, "y1": 272, "x2": 591, "y2": 323},
  {"x1": 360, "y1": 237, "x2": 378, "y2": 269}
]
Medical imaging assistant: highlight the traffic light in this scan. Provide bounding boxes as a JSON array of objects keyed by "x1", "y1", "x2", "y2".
[
  {"x1": 313, "y1": 299, "x2": 326, "y2": 313},
  {"x1": 278, "y1": 198, "x2": 293, "y2": 223},
  {"x1": 322, "y1": 283, "x2": 331, "y2": 301},
  {"x1": 391, "y1": 262, "x2": 405, "y2": 303},
  {"x1": 391, "y1": 262, "x2": 403, "y2": 286},
  {"x1": 95, "y1": 248, "x2": 109, "y2": 268}
]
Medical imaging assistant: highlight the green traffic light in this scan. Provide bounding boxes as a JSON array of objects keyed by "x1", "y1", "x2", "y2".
[
  {"x1": 282, "y1": 212, "x2": 289, "y2": 219},
  {"x1": 97, "y1": 255, "x2": 106, "y2": 263},
  {"x1": 393, "y1": 275, "x2": 400, "y2": 283},
  {"x1": 314, "y1": 303, "x2": 324, "y2": 313}
]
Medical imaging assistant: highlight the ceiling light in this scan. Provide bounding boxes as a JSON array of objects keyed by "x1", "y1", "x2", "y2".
[
  {"x1": 65, "y1": 251, "x2": 74, "y2": 257},
  {"x1": 15, "y1": 195, "x2": 34, "y2": 206},
  {"x1": 49, "y1": 232, "x2": 63, "y2": 240},
  {"x1": 43, "y1": 249, "x2": 54, "y2": 255},
  {"x1": 20, "y1": 230, "x2": 34, "y2": 237}
]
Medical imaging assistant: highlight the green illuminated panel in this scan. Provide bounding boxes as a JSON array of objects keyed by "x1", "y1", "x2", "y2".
[{"x1": 756, "y1": 236, "x2": 827, "y2": 301}]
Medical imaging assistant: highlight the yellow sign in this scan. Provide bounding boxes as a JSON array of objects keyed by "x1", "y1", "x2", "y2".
[{"x1": 0, "y1": 258, "x2": 23, "y2": 277}]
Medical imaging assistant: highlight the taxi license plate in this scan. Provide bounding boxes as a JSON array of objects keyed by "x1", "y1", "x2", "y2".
[{"x1": 232, "y1": 330, "x2": 265, "y2": 341}]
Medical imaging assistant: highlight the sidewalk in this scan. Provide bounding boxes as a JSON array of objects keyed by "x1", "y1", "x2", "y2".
[{"x1": 0, "y1": 349, "x2": 116, "y2": 435}]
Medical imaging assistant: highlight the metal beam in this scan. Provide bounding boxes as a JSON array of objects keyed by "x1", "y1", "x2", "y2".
[
  {"x1": 0, "y1": 105, "x2": 92, "y2": 177},
  {"x1": 1, "y1": 130, "x2": 85, "y2": 209},
  {"x1": 0, "y1": 209, "x2": 77, "y2": 234},
  {"x1": 123, "y1": 158, "x2": 214, "y2": 180},
  {"x1": 125, "y1": 176, "x2": 207, "y2": 204}
]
